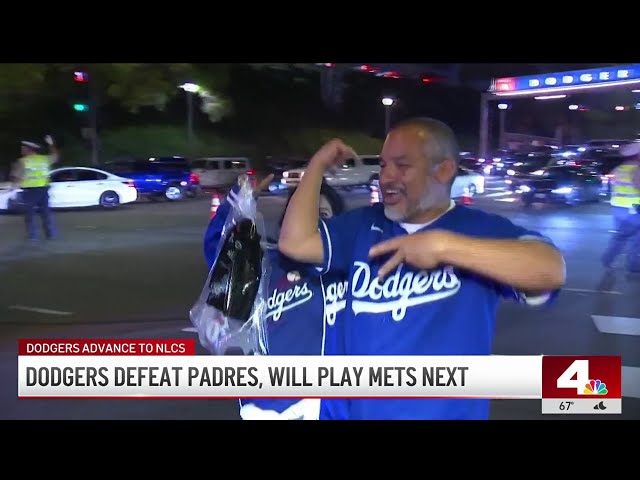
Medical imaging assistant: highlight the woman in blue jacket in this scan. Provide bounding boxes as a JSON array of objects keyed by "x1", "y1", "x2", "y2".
[{"x1": 203, "y1": 175, "x2": 348, "y2": 420}]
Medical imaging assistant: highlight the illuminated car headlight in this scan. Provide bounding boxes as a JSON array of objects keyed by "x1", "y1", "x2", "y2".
[
  {"x1": 520, "y1": 185, "x2": 531, "y2": 193},
  {"x1": 552, "y1": 187, "x2": 573, "y2": 194}
]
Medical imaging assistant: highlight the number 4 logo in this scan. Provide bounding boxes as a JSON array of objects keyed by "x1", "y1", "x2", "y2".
[{"x1": 557, "y1": 360, "x2": 590, "y2": 395}]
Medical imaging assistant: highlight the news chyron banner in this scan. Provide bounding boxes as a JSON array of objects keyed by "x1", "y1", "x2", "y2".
[{"x1": 17, "y1": 339, "x2": 622, "y2": 414}]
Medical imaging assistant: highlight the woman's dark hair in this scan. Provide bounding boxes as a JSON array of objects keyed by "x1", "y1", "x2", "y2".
[{"x1": 278, "y1": 180, "x2": 345, "y2": 227}]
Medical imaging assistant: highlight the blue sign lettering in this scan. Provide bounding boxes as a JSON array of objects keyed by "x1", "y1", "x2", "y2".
[{"x1": 490, "y1": 64, "x2": 640, "y2": 92}]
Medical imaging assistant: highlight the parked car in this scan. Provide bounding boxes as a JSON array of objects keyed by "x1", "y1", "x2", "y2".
[
  {"x1": 576, "y1": 151, "x2": 626, "y2": 198},
  {"x1": 505, "y1": 154, "x2": 555, "y2": 191},
  {"x1": 101, "y1": 156, "x2": 200, "y2": 201},
  {"x1": 583, "y1": 139, "x2": 633, "y2": 154},
  {"x1": 0, "y1": 166, "x2": 138, "y2": 212},
  {"x1": 190, "y1": 157, "x2": 254, "y2": 189},
  {"x1": 458, "y1": 151, "x2": 484, "y2": 173},
  {"x1": 281, "y1": 155, "x2": 380, "y2": 189},
  {"x1": 515, "y1": 165, "x2": 602, "y2": 206},
  {"x1": 480, "y1": 149, "x2": 518, "y2": 176}
]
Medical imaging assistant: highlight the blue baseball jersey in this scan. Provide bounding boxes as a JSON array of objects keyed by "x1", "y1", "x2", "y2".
[
  {"x1": 316, "y1": 201, "x2": 560, "y2": 420},
  {"x1": 204, "y1": 187, "x2": 348, "y2": 417}
]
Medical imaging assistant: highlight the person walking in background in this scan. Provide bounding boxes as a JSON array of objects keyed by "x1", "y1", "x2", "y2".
[
  {"x1": 10, "y1": 135, "x2": 60, "y2": 241},
  {"x1": 601, "y1": 141, "x2": 640, "y2": 273}
]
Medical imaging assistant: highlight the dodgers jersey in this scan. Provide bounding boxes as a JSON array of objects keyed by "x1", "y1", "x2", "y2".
[
  {"x1": 316, "y1": 201, "x2": 560, "y2": 420},
  {"x1": 204, "y1": 186, "x2": 348, "y2": 417}
]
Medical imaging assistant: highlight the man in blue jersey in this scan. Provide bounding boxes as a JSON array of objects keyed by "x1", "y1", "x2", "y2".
[
  {"x1": 278, "y1": 117, "x2": 566, "y2": 420},
  {"x1": 204, "y1": 174, "x2": 349, "y2": 420}
]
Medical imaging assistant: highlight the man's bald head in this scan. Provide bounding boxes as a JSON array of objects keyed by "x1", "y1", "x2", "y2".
[
  {"x1": 390, "y1": 117, "x2": 460, "y2": 170},
  {"x1": 379, "y1": 117, "x2": 461, "y2": 223}
]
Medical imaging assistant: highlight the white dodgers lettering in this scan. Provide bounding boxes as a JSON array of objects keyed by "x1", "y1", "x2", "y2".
[
  {"x1": 324, "y1": 280, "x2": 348, "y2": 326},
  {"x1": 350, "y1": 262, "x2": 461, "y2": 321},
  {"x1": 266, "y1": 283, "x2": 313, "y2": 321}
]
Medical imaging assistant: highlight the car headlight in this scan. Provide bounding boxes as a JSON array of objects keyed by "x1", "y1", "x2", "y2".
[{"x1": 552, "y1": 187, "x2": 572, "y2": 194}]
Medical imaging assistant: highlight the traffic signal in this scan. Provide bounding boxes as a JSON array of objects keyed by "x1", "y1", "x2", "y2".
[
  {"x1": 73, "y1": 71, "x2": 89, "y2": 82},
  {"x1": 73, "y1": 103, "x2": 89, "y2": 112}
]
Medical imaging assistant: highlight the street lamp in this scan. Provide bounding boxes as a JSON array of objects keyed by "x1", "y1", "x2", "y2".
[
  {"x1": 179, "y1": 82, "x2": 200, "y2": 144},
  {"x1": 382, "y1": 97, "x2": 395, "y2": 134}
]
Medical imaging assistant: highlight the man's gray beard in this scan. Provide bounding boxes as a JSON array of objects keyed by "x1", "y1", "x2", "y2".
[{"x1": 383, "y1": 184, "x2": 447, "y2": 223}]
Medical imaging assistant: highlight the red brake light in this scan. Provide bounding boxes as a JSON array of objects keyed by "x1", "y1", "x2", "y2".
[
  {"x1": 246, "y1": 170, "x2": 256, "y2": 176},
  {"x1": 190, "y1": 173, "x2": 200, "y2": 184}
]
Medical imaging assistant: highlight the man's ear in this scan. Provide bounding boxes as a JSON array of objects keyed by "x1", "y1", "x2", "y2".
[{"x1": 434, "y1": 158, "x2": 457, "y2": 184}]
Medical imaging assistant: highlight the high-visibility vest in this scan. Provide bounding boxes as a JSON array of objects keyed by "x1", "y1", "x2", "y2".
[
  {"x1": 20, "y1": 154, "x2": 50, "y2": 188},
  {"x1": 610, "y1": 163, "x2": 640, "y2": 208}
]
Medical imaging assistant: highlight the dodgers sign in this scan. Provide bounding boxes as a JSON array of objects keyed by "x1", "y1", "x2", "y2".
[{"x1": 490, "y1": 64, "x2": 640, "y2": 93}]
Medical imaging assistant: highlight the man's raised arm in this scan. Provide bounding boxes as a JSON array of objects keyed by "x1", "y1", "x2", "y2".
[{"x1": 278, "y1": 139, "x2": 357, "y2": 264}]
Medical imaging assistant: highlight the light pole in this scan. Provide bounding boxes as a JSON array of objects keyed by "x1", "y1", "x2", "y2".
[
  {"x1": 179, "y1": 82, "x2": 200, "y2": 145},
  {"x1": 497, "y1": 103, "x2": 509, "y2": 149},
  {"x1": 382, "y1": 96, "x2": 395, "y2": 134},
  {"x1": 568, "y1": 105, "x2": 579, "y2": 143}
]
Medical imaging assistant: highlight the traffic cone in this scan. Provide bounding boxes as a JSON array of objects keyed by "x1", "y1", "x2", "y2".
[
  {"x1": 370, "y1": 180, "x2": 381, "y2": 205},
  {"x1": 210, "y1": 192, "x2": 221, "y2": 219},
  {"x1": 460, "y1": 187, "x2": 474, "y2": 205}
]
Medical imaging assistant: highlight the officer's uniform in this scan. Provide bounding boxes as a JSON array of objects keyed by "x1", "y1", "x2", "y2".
[
  {"x1": 601, "y1": 142, "x2": 640, "y2": 272},
  {"x1": 17, "y1": 141, "x2": 57, "y2": 240}
]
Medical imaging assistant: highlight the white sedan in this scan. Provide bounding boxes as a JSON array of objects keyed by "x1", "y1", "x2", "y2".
[
  {"x1": 368, "y1": 166, "x2": 485, "y2": 202},
  {"x1": 0, "y1": 167, "x2": 138, "y2": 211},
  {"x1": 451, "y1": 166, "x2": 485, "y2": 199}
]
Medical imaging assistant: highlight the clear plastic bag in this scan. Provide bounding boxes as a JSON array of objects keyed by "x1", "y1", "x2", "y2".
[{"x1": 189, "y1": 174, "x2": 271, "y2": 355}]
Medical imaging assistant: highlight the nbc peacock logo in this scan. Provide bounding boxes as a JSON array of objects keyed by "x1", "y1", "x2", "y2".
[{"x1": 584, "y1": 379, "x2": 608, "y2": 395}]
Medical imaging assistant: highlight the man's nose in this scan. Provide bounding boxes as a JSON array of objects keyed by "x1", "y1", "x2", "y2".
[{"x1": 380, "y1": 166, "x2": 399, "y2": 185}]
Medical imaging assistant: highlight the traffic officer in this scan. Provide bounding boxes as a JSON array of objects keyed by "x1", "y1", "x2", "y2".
[
  {"x1": 601, "y1": 141, "x2": 640, "y2": 273},
  {"x1": 10, "y1": 135, "x2": 60, "y2": 241}
]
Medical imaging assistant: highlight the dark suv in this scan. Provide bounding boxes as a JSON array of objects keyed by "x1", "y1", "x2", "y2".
[{"x1": 101, "y1": 156, "x2": 200, "y2": 201}]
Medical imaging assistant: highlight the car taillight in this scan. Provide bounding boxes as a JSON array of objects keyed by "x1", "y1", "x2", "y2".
[
  {"x1": 123, "y1": 181, "x2": 136, "y2": 188},
  {"x1": 190, "y1": 173, "x2": 200, "y2": 184},
  {"x1": 246, "y1": 170, "x2": 256, "y2": 176}
]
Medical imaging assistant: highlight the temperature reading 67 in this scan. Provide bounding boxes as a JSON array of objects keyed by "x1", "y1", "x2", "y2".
[{"x1": 559, "y1": 401, "x2": 574, "y2": 411}]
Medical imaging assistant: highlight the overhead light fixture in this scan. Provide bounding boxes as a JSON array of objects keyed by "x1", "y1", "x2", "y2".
[{"x1": 534, "y1": 94, "x2": 567, "y2": 100}]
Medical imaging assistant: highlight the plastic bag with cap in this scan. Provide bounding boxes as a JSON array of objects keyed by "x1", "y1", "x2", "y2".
[{"x1": 189, "y1": 174, "x2": 271, "y2": 355}]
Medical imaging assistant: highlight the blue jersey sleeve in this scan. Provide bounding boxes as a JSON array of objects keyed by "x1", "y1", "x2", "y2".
[
  {"x1": 316, "y1": 207, "x2": 368, "y2": 276},
  {"x1": 484, "y1": 214, "x2": 561, "y2": 306},
  {"x1": 203, "y1": 185, "x2": 240, "y2": 270}
]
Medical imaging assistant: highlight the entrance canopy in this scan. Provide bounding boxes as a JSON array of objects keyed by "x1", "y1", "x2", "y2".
[
  {"x1": 479, "y1": 64, "x2": 640, "y2": 157},
  {"x1": 489, "y1": 63, "x2": 640, "y2": 98}
]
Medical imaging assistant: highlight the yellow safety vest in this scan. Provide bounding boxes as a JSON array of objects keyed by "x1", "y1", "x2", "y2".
[
  {"x1": 610, "y1": 163, "x2": 640, "y2": 208},
  {"x1": 20, "y1": 154, "x2": 50, "y2": 188}
]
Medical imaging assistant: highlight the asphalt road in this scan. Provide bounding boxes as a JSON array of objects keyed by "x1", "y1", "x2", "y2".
[{"x1": 1, "y1": 179, "x2": 638, "y2": 420}]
